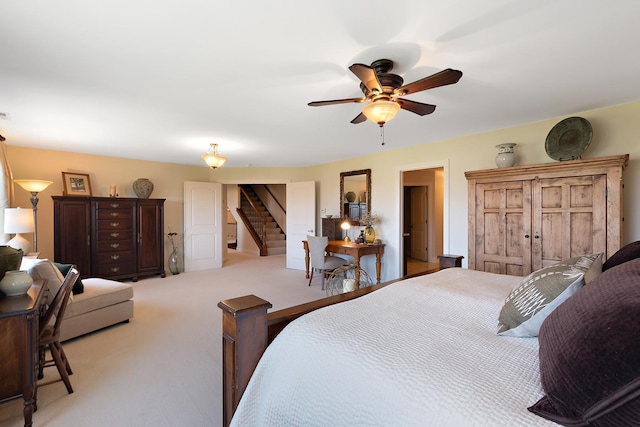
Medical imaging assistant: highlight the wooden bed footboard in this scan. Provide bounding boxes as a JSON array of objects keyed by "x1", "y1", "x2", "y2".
[{"x1": 218, "y1": 281, "x2": 393, "y2": 426}]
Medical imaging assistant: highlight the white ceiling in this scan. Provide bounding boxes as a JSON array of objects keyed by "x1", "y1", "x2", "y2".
[{"x1": 1, "y1": 1, "x2": 640, "y2": 168}]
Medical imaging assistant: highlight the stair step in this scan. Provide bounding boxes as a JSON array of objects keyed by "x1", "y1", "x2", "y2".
[
  {"x1": 267, "y1": 247, "x2": 286, "y2": 256},
  {"x1": 266, "y1": 240, "x2": 286, "y2": 248},
  {"x1": 266, "y1": 234, "x2": 285, "y2": 241}
]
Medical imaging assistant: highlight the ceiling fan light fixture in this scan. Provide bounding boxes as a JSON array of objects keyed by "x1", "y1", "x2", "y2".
[
  {"x1": 362, "y1": 100, "x2": 401, "y2": 125},
  {"x1": 201, "y1": 143, "x2": 228, "y2": 169}
]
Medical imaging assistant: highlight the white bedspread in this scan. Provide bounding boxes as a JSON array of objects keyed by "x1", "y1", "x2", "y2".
[{"x1": 231, "y1": 268, "x2": 557, "y2": 426}]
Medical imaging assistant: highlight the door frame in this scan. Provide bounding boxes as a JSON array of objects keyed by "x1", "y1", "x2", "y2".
[{"x1": 397, "y1": 160, "x2": 450, "y2": 276}]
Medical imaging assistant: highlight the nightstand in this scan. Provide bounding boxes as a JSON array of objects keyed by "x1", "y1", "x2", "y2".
[{"x1": 438, "y1": 255, "x2": 464, "y2": 269}]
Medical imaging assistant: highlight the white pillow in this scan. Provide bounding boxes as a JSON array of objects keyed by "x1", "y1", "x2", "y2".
[
  {"x1": 497, "y1": 253, "x2": 603, "y2": 337},
  {"x1": 20, "y1": 258, "x2": 66, "y2": 305}
]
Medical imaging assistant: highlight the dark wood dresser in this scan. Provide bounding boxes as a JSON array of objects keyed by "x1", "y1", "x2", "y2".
[
  {"x1": 53, "y1": 196, "x2": 166, "y2": 281},
  {"x1": 0, "y1": 280, "x2": 46, "y2": 427}
]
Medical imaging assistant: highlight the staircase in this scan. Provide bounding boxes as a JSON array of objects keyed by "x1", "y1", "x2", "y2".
[{"x1": 238, "y1": 185, "x2": 286, "y2": 256}]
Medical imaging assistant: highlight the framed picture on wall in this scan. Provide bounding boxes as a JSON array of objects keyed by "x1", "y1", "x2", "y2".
[{"x1": 61, "y1": 172, "x2": 92, "y2": 196}]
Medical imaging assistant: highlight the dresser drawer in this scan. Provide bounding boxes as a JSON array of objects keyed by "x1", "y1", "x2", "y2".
[
  {"x1": 96, "y1": 251, "x2": 134, "y2": 264},
  {"x1": 96, "y1": 219, "x2": 133, "y2": 231},
  {"x1": 96, "y1": 240, "x2": 133, "y2": 252},
  {"x1": 97, "y1": 230, "x2": 134, "y2": 241},
  {"x1": 95, "y1": 200, "x2": 136, "y2": 211},
  {"x1": 96, "y1": 262, "x2": 135, "y2": 277},
  {"x1": 96, "y1": 209, "x2": 133, "y2": 220}
]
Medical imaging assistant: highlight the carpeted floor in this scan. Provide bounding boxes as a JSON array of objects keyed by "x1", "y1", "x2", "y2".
[{"x1": 0, "y1": 250, "x2": 327, "y2": 427}]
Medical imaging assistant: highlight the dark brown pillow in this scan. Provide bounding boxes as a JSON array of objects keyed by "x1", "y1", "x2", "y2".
[
  {"x1": 603, "y1": 240, "x2": 640, "y2": 271},
  {"x1": 528, "y1": 258, "x2": 640, "y2": 426}
]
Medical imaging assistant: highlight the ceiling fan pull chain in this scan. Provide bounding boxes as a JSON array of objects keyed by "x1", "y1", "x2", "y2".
[{"x1": 380, "y1": 124, "x2": 385, "y2": 146}]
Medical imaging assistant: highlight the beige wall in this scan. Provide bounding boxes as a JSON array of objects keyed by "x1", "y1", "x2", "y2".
[
  {"x1": 6, "y1": 147, "x2": 211, "y2": 261},
  {"x1": 6, "y1": 100, "x2": 640, "y2": 281}
]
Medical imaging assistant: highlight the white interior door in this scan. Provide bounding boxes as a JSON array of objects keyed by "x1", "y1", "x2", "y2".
[
  {"x1": 184, "y1": 181, "x2": 224, "y2": 271},
  {"x1": 286, "y1": 181, "x2": 315, "y2": 270}
]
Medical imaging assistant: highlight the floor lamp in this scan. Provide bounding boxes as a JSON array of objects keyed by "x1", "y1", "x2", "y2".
[
  {"x1": 13, "y1": 179, "x2": 53, "y2": 253},
  {"x1": 4, "y1": 207, "x2": 35, "y2": 254}
]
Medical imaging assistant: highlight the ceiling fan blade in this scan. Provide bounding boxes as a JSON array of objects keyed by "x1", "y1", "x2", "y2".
[
  {"x1": 397, "y1": 99, "x2": 437, "y2": 116},
  {"x1": 396, "y1": 68, "x2": 463, "y2": 96},
  {"x1": 308, "y1": 97, "x2": 365, "y2": 107},
  {"x1": 349, "y1": 63, "x2": 382, "y2": 94},
  {"x1": 350, "y1": 112, "x2": 367, "y2": 124}
]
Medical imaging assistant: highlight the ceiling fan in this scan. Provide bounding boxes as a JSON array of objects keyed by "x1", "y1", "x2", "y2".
[{"x1": 308, "y1": 59, "x2": 463, "y2": 126}]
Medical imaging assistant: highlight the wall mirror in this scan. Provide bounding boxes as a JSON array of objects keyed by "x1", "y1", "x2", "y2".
[{"x1": 340, "y1": 169, "x2": 371, "y2": 223}]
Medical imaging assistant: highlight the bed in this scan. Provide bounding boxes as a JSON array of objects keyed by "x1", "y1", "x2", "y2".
[{"x1": 219, "y1": 245, "x2": 640, "y2": 426}]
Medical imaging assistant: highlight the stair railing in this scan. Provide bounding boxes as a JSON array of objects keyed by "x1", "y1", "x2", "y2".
[{"x1": 238, "y1": 186, "x2": 268, "y2": 255}]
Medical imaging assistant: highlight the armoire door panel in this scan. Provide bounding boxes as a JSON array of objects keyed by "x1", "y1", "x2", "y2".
[
  {"x1": 534, "y1": 175, "x2": 606, "y2": 270},
  {"x1": 474, "y1": 181, "x2": 531, "y2": 275}
]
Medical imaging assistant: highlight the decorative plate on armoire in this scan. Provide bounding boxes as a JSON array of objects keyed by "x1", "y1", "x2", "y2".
[{"x1": 545, "y1": 117, "x2": 593, "y2": 161}]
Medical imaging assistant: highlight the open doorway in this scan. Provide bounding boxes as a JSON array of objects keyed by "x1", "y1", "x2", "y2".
[{"x1": 402, "y1": 167, "x2": 444, "y2": 277}]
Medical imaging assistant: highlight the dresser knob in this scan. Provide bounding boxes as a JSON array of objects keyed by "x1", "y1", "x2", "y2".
[
  {"x1": 110, "y1": 255, "x2": 120, "y2": 260},
  {"x1": 110, "y1": 203, "x2": 120, "y2": 208},
  {"x1": 110, "y1": 222, "x2": 120, "y2": 227},
  {"x1": 110, "y1": 212, "x2": 120, "y2": 217},
  {"x1": 110, "y1": 232, "x2": 120, "y2": 238},
  {"x1": 110, "y1": 267, "x2": 120, "y2": 272},
  {"x1": 110, "y1": 243, "x2": 120, "y2": 248}
]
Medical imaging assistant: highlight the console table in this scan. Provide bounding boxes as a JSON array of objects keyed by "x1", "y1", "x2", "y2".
[
  {"x1": 303, "y1": 240, "x2": 385, "y2": 284},
  {"x1": 0, "y1": 279, "x2": 46, "y2": 427}
]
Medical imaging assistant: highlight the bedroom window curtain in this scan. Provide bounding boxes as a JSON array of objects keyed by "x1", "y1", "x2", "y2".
[{"x1": 0, "y1": 141, "x2": 15, "y2": 243}]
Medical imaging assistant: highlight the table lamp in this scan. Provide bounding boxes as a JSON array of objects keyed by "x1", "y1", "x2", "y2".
[
  {"x1": 13, "y1": 179, "x2": 53, "y2": 252},
  {"x1": 4, "y1": 207, "x2": 35, "y2": 254},
  {"x1": 341, "y1": 220, "x2": 351, "y2": 242}
]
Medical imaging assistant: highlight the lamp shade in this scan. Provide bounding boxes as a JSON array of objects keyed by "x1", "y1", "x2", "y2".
[
  {"x1": 14, "y1": 179, "x2": 53, "y2": 193},
  {"x1": 362, "y1": 100, "x2": 401, "y2": 125},
  {"x1": 4, "y1": 208, "x2": 34, "y2": 234},
  {"x1": 202, "y1": 143, "x2": 228, "y2": 169}
]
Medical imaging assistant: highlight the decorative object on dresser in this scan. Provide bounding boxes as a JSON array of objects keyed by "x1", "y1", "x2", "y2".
[
  {"x1": 53, "y1": 196, "x2": 166, "y2": 281},
  {"x1": 466, "y1": 154, "x2": 628, "y2": 276},
  {"x1": 0, "y1": 244, "x2": 23, "y2": 282},
  {"x1": 494, "y1": 143, "x2": 517, "y2": 168},
  {"x1": 0, "y1": 269, "x2": 33, "y2": 296},
  {"x1": 60, "y1": 172, "x2": 91, "y2": 196},
  {"x1": 3, "y1": 207, "x2": 34, "y2": 254},
  {"x1": 545, "y1": 116, "x2": 593, "y2": 161},
  {"x1": 359, "y1": 213, "x2": 381, "y2": 244},
  {"x1": 14, "y1": 178, "x2": 53, "y2": 252},
  {"x1": 132, "y1": 177, "x2": 154, "y2": 198}
]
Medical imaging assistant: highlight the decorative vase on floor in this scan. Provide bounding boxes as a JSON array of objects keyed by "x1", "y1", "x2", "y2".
[
  {"x1": 168, "y1": 249, "x2": 180, "y2": 275},
  {"x1": 363, "y1": 225, "x2": 376, "y2": 244},
  {"x1": 133, "y1": 178, "x2": 154, "y2": 198},
  {"x1": 495, "y1": 143, "x2": 517, "y2": 168},
  {"x1": 0, "y1": 270, "x2": 33, "y2": 296}
]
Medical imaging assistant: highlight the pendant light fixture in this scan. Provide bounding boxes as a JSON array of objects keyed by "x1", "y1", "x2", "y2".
[
  {"x1": 362, "y1": 99, "x2": 401, "y2": 126},
  {"x1": 201, "y1": 143, "x2": 228, "y2": 169}
]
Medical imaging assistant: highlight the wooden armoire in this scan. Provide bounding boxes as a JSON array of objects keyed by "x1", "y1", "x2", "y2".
[
  {"x1": 53, "y1": 196, "x2": 166, "y2": 281},
  {"x1": 465, "y1": 155, "x2": 628, "y2": 276}
]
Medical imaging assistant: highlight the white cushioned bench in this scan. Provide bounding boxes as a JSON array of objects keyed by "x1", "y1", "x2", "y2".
[{"x1": 21, "y1": 258, "x2": 134, "y2": 341}]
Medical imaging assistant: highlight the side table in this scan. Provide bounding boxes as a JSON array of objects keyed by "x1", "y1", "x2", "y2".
[{"x1": 438, "y1": 254, "x2": 464, "y2": 269}]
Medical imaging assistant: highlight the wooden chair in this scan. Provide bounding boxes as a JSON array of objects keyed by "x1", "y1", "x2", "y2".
[
  {"x1": 37, "y1": 267, "x2": 79, "y2": 395},
  {"x1": 307, "y1": 235, "x2": 347, "y2": 290}
]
